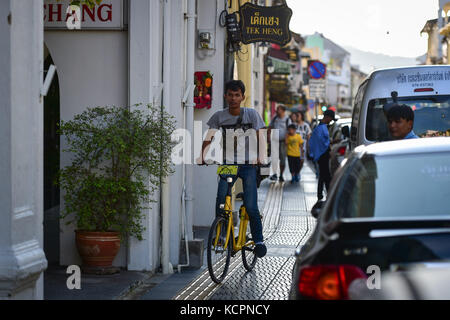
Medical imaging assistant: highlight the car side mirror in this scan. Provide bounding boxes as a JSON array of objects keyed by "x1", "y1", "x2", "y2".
[
  {"x1": 311, "y1": 201, "x2": 325, "y2": 219},
  {"x1": 342, "y1": 126, "x2": 350, "y2": 139}
]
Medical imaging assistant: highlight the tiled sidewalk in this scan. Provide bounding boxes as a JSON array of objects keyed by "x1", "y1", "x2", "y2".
[{"x1": 171, "y1": 163, "x2": 318, "y2": 301}]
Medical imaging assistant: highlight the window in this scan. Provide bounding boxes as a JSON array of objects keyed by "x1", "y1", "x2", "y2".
[
  {"x1": 366, "y1": 95, "x2": 450, "y2": 142},
  {"x1": 337, "y1": 153, "x2": 450, "y2": 219},
  {"x1": 350, "y1": 81, "x2": 367, "y2": 144}
]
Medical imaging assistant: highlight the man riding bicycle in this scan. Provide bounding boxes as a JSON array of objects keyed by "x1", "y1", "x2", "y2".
[{"x1": 197, "y1": 80, "x2": 267, "y2": 258}]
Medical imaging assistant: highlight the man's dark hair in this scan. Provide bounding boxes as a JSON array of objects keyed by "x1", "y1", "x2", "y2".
[
  {"x1": 288, "y1": 124, "x2": 297, "y2": 130},
  {"x1": 225, "y1": 80, "x2": 245, "y2": 95},
  {"x1": 278, "y1": 105, "x2": 287, "y2": 112},
  {"x1": 386, "y1": 104, "x2": 415, "y2": 122}
]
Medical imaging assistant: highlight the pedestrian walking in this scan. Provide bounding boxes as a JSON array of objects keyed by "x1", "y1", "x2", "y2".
[
  {"x1": 289, "y1": 112, "x2": 298, "y2": 127},
  {"x1": 285, "y1": 124, "x2": 304, "y2": 183},
  {"x1": 269, "y1": 105, "x2": 292, "y2": 182},
  {"x1": 295, "y1": 111, "x2": 312, "y2": 179},
  {"x1": 309, "y1": 110, "x2": 335, "y2": 201}
]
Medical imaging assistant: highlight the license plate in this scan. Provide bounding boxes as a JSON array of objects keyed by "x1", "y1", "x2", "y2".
[{"x1": 217, "y1": 165, "x2": 238, "y2": 175}]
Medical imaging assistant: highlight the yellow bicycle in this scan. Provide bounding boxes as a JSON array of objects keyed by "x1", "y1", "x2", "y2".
[{"x1": 207, "y1": 165, "x2": 258, "y2": 284}]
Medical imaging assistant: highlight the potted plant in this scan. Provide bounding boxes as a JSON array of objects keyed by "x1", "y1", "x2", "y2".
[{"x1": 57, "y1": 104, "x2": 175, "y2": 273}]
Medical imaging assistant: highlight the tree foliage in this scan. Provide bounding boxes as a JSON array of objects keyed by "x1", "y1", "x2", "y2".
[{"x1": 57, "y1": 104, "x2": 176, "y2": 241}]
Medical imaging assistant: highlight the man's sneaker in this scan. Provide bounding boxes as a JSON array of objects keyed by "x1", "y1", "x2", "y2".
[
  {"x1": 279, "y1": 176, "x2": 285, "y2": 182},
  {"x1": 254, "y1": 243, "x2": 267, "y2": 258},
  {"x1": 270, "y1": 174, "x2": 278, "y2": 181}
]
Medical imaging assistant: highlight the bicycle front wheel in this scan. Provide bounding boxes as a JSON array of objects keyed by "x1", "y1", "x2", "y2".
[{"x1": 207, "y1": 216, "x2": 232, "y2": 284}]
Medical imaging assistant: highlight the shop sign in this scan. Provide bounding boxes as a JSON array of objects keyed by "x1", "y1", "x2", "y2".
[
  {"x1": 269, "y1": 92, "x2": 295, "y2": 105},
  {"x1": 268, "y1": 56, "x2": 294, "y2": 75},
  {"x1": 239, "y1": 3, "x2": 292, "y2": 46},
  {"x1": 283, "y1": 48, "x2": 299, "y2": 62},
  {"x1": 44, "y1": 0, "x2": 123, "y2": 30},
  {"x1": 267, "y1": 77, "x2": 289, "y2": 94}
]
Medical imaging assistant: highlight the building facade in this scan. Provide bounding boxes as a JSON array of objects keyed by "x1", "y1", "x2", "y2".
[
  {"x1": 303, "y1": 32, "x2": 352, "y2": 117},
  {"x1": 1, "y1": 0, "x2": 274, "y2": 299},
  {"x1": 421, "y1": 1, "x2": 450, "y2": 65}
]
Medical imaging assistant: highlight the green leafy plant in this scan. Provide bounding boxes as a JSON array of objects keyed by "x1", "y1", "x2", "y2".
[{"x1": 57, "y1": 104, "x2": 176, "y2": 241}]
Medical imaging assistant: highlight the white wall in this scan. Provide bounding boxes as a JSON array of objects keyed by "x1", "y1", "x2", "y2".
[
  {"x1": 44, "y1": 30, "x2": 129, "y2": 267},
  {"x1": 193, "y1": 0, "x2": 227, "y2": 227}
]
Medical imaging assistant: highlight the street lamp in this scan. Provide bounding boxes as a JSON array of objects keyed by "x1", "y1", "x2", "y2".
[
  {"x1": 266, "y1": 58, "x2": 275, "y2": 74},
  {"x1": 259, "y1": 42, "x2": 269, "y2": 55}
]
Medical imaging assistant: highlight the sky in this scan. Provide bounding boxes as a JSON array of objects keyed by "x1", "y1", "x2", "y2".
[{"x1": 286, "y1": 0, "x2": 439, "y2": 58}]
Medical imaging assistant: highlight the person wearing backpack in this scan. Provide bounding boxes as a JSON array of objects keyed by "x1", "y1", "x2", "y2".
[
  {"x1": 197, "y1": 80, "x2": 268, "y2": 258},
  {"x1": 268, "y1": 105, "x2": 291, "y2": 182}
]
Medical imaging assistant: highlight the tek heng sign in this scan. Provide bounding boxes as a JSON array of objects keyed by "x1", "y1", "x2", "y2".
[{"x1": 239, "y1": 3, "x2": 293, "y2": 46}]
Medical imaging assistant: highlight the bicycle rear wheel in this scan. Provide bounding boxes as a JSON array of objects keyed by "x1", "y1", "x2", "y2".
[{"x1": 207, "y1": 216, "x2": 232, "y2": 284}]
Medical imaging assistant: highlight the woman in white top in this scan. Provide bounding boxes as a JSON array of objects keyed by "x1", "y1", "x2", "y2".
[{"x1": 295, "y1": 111, "x2": 312, "y2": 178}]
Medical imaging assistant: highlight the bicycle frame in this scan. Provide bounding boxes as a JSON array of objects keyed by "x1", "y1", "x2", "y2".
[{"x1": 215, "y1": 194, "x2": 255, "y2": 253}]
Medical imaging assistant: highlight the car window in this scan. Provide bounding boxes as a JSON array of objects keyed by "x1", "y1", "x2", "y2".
[
  {"x1": 366, "y1": 95, "x2": 450, "y2": 142},
  {"x1": 337, "y1": 152, "x2": 450, "y2": 219},
  {"x1": 351, "y1": 81, "x2": 367, "y2": 145}
]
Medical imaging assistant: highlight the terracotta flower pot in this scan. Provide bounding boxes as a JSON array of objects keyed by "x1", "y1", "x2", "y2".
[{"x1": 75, "y1": 230, "x2": 121, "y2": 268}]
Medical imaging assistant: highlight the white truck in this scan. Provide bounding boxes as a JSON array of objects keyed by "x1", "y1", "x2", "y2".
[{"x1": 350, "y1": 65, "x2": 450, "y2": 149}]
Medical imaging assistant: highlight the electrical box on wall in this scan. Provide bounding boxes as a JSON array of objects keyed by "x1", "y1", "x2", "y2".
[{"x1": 198, "y1": 29, "x2": 215, "y2": 50}]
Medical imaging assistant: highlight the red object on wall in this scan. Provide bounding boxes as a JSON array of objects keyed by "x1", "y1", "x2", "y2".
[{"x1": 194, "y1": 71, "x2": 213, "y2": 109}]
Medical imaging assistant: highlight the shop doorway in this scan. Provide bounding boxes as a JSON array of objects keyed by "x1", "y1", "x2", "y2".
[{"x1": 43, "y1": 45, "x2": 60, "y2": 266}]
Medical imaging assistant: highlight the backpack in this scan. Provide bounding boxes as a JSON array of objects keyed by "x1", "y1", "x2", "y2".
[
  {"x1": 220, "y1": 109, "x2": 253, "y2": 165},
  {"x1": 271, "y1": 115, "x2": 290, "y2": 129}
]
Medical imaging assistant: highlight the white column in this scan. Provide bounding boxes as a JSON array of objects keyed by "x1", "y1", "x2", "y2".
[
  {"x1": 0, "y1": 0, "x2": 47, "y2": 299},
  {"x1": 127, "y1": 0, "x2": 163, "y2": 271}
]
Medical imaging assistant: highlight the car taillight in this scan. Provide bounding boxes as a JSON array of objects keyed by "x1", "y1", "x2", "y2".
[
  {"x1": 338, "y1": 146, "x2": 346, "y2": 156},
  {"x1": 298, "y1": 265, "x2": 367, "y2": 300}
]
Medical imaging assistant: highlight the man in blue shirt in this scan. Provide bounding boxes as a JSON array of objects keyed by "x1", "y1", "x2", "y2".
[
  {"x1": 386, "y1": 104, "x2": 419, "y2": 140},
  {"x1": 309, "y1": 110, "x2": 335, "y2": 201}
]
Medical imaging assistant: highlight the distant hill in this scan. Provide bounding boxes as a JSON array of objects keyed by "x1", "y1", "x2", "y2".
[{"x1": 344, "y1": 46, "x2": 420, "y2": 74}]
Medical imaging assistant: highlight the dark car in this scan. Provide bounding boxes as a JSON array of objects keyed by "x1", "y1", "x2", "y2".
[{"x1": 289, "y1": 137, "x2": 450, "y2": 300}]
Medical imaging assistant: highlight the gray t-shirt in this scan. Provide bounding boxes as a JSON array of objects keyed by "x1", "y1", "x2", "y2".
[
  {"x1": 270, "y1": 115, "x2": 291, "y2": 140},
  {"x1": 207, "y1": 107, "x2": 266, "y2": 130},
  {"x1": 207, "y1": 108, "x2": 266, "y2": 164}
]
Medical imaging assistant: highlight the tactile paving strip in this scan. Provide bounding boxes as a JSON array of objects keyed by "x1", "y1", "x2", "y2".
[
  {"x1": 174, "y1": 164, "x2": 318, "y2": 301},
  {"x1": 208, "y1": 257, "x2": 289, "y2": 300}
]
